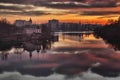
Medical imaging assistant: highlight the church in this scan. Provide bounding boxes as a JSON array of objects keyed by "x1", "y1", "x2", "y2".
[{"x1": 14, "y1": 18, "x2": 32, "y2": 27}]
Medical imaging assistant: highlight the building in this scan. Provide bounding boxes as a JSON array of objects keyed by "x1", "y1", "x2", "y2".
[
  {"x1": 48, "y1": 19, "x2": 59, "y2": 32},
  {"x1": 23, "y1": 25, "x2": 42, "y2": 35},
  {"x1": 14, "y1": 18, "x2": 32, "y2": 27},
  {"x1": 59, "y1": 22, "x2": 100, "y2": 31},
  {"x1": 59, "y1": 23, "x2": 81, "y2": 31}
]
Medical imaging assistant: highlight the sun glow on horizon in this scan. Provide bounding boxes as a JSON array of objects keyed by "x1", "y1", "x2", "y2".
[{"x1": 0, "y1": 14, "x2": 118, "y2": 25}]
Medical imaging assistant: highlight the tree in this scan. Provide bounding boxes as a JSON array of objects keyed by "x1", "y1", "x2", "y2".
[{"x1": 0, "y1": 18, "x2": 15, "y2": 36}]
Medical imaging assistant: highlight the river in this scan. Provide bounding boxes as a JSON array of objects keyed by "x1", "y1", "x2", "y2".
[{"x1": 0, "y1": 33, "x2": 120, "y2": 80}]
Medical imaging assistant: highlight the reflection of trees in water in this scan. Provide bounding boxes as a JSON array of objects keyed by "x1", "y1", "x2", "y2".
[
  {"x1": 62, "y1": 33, "x2": 92, "y2": 41},
  {"x1": 0, "y1": 37, "x2": 54, "y2": 60},
  {"x1": 0, "y1": 40, "x2": 14, "y2": 61},
  {"x1": 0, "y1": 41, "x2": 13, "y2": 51},
  {"x1": 94, "y1": 20, "x2": 120, "y2": 51},
  {"x1": 0, "y1": 52, "x2": 8, "y2": 61},
  {"x1": 23, "y1": 39, "x2": 52, "y2": 59},
  {"x1": 104, "y1": 39, "x2": 120, "y2": 50},
  {"x1": 94, "y1": 33, "x2": 120, "y2": 51}
]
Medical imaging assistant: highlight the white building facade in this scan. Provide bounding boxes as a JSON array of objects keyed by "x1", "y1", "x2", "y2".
[
  {"x1": 24, "y1": 25, "x2": 42, "y2": 35},
  {"x1": 14, "y1": 18, "x2": 32, "y2": 27}
]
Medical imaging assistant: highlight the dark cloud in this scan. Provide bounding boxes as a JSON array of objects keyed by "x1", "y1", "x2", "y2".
[
  {"x1": 0, "y1": 0, "x2": 119, "y2": 9},
  {"x1": 0, "y1": 5, "x2": 21, "y2": 10},
  {"x1": 0, "y1": 0, "x2": 25, "y2": 4},
  {"x1": 0, "y1": 11, "x2": 49, "y2": 16},
  {"x1": 34, "y1": 1, "x2": 118, "y2": 9},
  {"x1": 35, "y1": 2, "x2": 89, "y2": 9},
  {"x1": 22, "y1": 11, "x2": 50, "y2": 16},
  {"x1": 89, "y1": 0, "x2": 117, "y2": 8},
  {"x1": 0, "y1": 0, "x2": 119, "y2": 16},
  {"x1": 0, "y1": 0, "x2": 85, "y2": 3},
  {"x1": 0, "y1": 5, "x2": 34, "y2": 11},
  {"x1": 0, "y1": 3, "x2": 51, "y2": 16},
  {"x1": 81, "y1": 11, "x2": 120, "y2": 16}
]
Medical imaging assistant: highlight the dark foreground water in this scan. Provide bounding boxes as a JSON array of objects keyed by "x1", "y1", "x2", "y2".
[{"x1": 0, "y1": 34, "x2": 120, "y2": 80}]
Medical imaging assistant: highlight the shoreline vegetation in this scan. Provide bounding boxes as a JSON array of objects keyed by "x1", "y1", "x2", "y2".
[
  {"x1": 0, "y1": 19, "x2": 55, "y2": 51},
  {"x1": 1, "y1": 17, "x2": 120, "y2": 50},
  {"x1": 94, "y1": 18, "x2": 120, "y2": 50}
]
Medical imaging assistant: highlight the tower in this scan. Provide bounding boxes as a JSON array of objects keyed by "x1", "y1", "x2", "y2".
[{"x1": 29, "y1": 18, "x2": 32, "y2": 24}]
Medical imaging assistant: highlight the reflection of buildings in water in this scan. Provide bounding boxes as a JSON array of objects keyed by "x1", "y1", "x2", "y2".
[
  {"x1": 14, "y1": 47, "x2": 25, "y2": 60},
  {"x1": 0, "y1": 52, "x2": 8, "y2": 61},
  {"x1": 0, "y1": 30, "x2": 58, "y2": 60},
  {"x1": 61, "y1": 33, "x2": 91, "y2": 41},
  {"x1": 0, "y1": 47, "x2": 25, "y2": 61},
  {"x1": 23, "y1": 42, "x2": 36, "y2": 59},
  {"x1": 41, "y1": 40, "x2": 51, "y2": 50},
  {"x1": 23, "y1": 39, "x2": 52, "y2": 59},
  {"x1": 0, "y1": 39, "x2": 54, "y2": 60},
  {"x1": 36, "y1": 45, "x2": 41, "y2": 53},
  {"x1": 14, "y1": 48, "x2": 24, "y2": 54}
]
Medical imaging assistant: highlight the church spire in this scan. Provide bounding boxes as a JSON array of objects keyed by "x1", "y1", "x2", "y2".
[{"x1": 29, "y1": 18, "x2": 32, "y2": 23}]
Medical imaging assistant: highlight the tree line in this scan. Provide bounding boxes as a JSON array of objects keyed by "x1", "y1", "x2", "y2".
[{"x1": 94, "y1": 20, "x2": 120, "y2": 50}]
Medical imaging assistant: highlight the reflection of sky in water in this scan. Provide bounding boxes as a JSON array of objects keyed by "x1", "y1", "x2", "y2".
[
  {"x1": 0, "y1": 34, "x2": 120, "y2": 80},
  {"x1": 0, "y1": 71, "x2": 120, "y2": 80},
  {"x1": 49, "y1": 34, "x2": 114, "y2": 54}
]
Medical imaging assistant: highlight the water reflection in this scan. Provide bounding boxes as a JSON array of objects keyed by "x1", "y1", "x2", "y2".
[
  {"x1": 61, "y1": 33, "x2": 91, "y2": 41},
  {"x1": 104, "y1": 39, "x2": 120, "y2": 51},
  {"x1": 0, "y1": 33, "x2": 120, "y2": 79},
  {"x1": 0, "y1": 38, "x2": 54, "y2": 60}
]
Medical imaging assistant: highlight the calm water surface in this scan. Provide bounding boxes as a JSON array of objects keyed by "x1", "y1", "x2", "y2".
[{"x1": 0, "y1": 34, "x2": 120, "y2": 80}]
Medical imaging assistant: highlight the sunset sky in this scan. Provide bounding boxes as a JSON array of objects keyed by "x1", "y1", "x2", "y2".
[{"x1": 0, "y1": 0, "x2": 120, "y2": 24}]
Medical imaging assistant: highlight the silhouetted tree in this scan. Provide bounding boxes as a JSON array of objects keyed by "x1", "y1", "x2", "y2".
[
  {"x1": 94, "y1": 18, "x2": 120, "y2": 50},
  {"x1": 0, "y1": 18, "x2": 15, "y2": 36}
]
